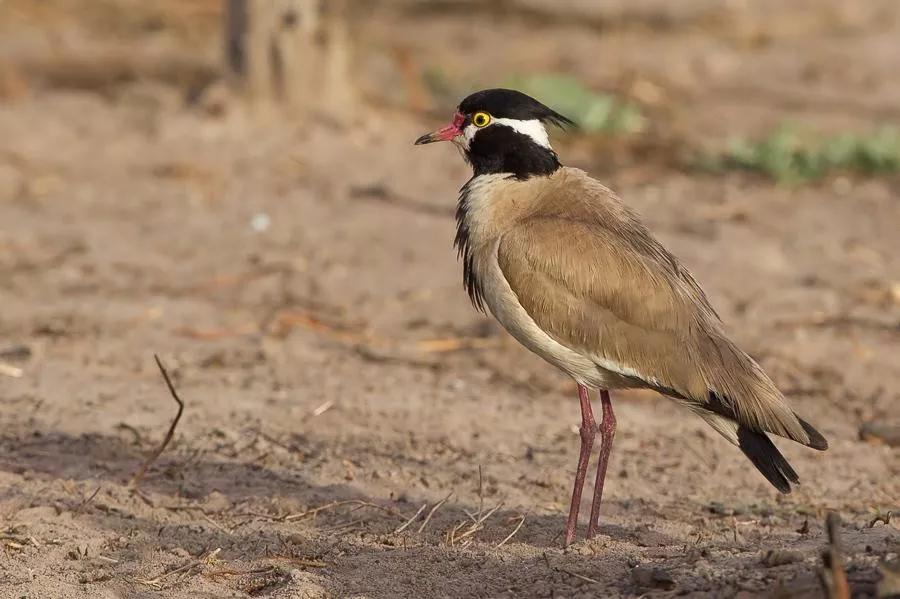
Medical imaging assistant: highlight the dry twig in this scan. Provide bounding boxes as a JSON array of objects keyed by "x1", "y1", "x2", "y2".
[
  {"x1": 310, "y1": 400, "x2": 335, "y2": 417},
  {"x1": 269, "y1": 557, "x2": 327, "y2": 568},
  {"x1": 393, "y1": 503, "x2": 427, "y2": 534},
  {"x1": 820, "y1": 512, "x2": 851, "y2": 599},
  {"x1": 129, "y1": 355, "x2": 185, "y2": 487},
  {"x1": 136, "y1": 547, "x2": 222, "y2": 589},
  {"x1": 284, "y1": 500, "x2": 406, "y2": 523},
  {"x1": 349, "y1": 184, "x2": 454, "y2": 217},
  {"x1": 417, "y1": 493, "x2": 453, "y2": 533},
  {"x1": 445, "y1": 502, "x2": 503, "y2": 547},
  {"x1": 72, "y1": 485, "x2": 101, "y2": 516},
  {"x1": 205, "y1": 565, "x2": 276, "y2": 579},
  {"x1": 496, "y1": 514, "x2": 526, "y2": 547},
  {"x1": 542, "y1": 552, "x2": 602, "y2": 585}
]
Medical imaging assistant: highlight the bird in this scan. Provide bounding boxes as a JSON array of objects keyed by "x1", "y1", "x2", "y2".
[{"x1": 414, "y1": 88, "x2": 828, "y2": 547}]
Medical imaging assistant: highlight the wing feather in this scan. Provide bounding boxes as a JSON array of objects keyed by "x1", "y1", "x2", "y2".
[{"x1": 496, "y1": 205, "x2": 811, "y2": 446}]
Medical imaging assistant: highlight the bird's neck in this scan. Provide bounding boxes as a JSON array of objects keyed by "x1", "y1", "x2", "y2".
[{"x1": 465, "y1": 127, "x2": 561, "y2": 180}]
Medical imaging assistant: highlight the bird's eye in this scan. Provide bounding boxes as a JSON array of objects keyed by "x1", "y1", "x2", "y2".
[{"x1": 472, "y1": 112, "x2": 491, "y2": 127}]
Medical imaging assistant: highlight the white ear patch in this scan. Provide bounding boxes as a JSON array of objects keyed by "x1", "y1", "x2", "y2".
[{"x1": 493, "y1": 118, "x2": 552, "y2": 148}]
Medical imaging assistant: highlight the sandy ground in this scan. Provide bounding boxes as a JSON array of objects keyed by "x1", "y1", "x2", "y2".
[{"x1": 1, "y1": 2, "x2": 899, "y2": 597}]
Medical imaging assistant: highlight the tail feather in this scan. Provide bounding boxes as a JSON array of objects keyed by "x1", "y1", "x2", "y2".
[
  {"x1": 736, "y1": 426, "x2": 799, "y2": 493},
  {"x1": 693, "y1": 411, "x2": 802, "y2": 493},
  {"x1": 659, "y1": 385, "x2": 826, "y2": 493}
]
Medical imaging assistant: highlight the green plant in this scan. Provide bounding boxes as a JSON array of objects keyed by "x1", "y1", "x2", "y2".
[{"x1": 700, "y1": 125, "x2": 900, "y2": 184}]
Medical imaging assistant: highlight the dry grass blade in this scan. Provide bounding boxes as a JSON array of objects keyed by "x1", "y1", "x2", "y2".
[
  {"x1": 417, "y1": 493, "x2": 453, "y2": 533},
  {"x1": 136, "y1": 547, "x2": 222, "y2": 589},
  {"x1": 311, "y1": 400, "x2": 335, "y2": 417},
  {"x1": 393, "y1": 503, "x2": 427, "y2": 534},
  {"x1": 477, "y1": 465, "x2": 484, "y2": 516},
  {"x1": 446, "y1": 502, "x2": 504, "y2": 546},
  {"x1": 496, "y1": 514, "x2": 526, "y2": 547},
  {"x1": 542, "y1": 552, "x2": 601, "y2": 585},
  {"x1": 284, "y1": 500, "x2": 406, "y2": 523},
  {"x1": 201, "y1": 512, "x2": 232, "y2": 535},
  {"x1": 204, "y1": 565, "x2": 276, "y2": 579},
  {"x1": 72, "y1": 485, "x2": 101, "y2": 515},
  {"x1": 560, "y1": 568, "x2": 602, "y2": 585},
  {"x1": 277, "y1": 558, "x2": 327, "y2": 568},
  {"x1": 129, "y1": 354, "x2": 185, "y2": 488}
]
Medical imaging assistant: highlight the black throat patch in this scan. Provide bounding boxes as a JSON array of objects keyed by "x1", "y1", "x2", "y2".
[{"x1": 465, "y1": 124, "x2": 561, "y2": 179}]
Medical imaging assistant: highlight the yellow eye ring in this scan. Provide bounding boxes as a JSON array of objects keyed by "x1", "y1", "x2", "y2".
[{"x1": 472, "y1": 112, "x2": 491, "y2": 127}]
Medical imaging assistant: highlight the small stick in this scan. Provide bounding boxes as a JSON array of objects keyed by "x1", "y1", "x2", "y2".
[
  {"x1": 284, "y1": 500, "x2": 341, "y2": 521},
  {"x1": 542, "y1": 552, "x2": 601, "y2": 585},
  {"x1": 393, "y1": 503, "x2": 427, "y2": 534},
  {"x1": 311, "y1": 400, "x2": 335, "y2": 417},
  {"x1": 417, "y1": 493, "x2": 452, "y2": 533},
  {"x1": 477, "y1": 465, "x2": 484, "y2": 517},
  {"x1": 450, "y1": 502, "x2": 504, "y2": 545},
  {"x1": 558, "y1": 568, "x2": 602, "y2": 585},
  {"x1": 496, "y1": 514, "x2": 526, "y2": 547},
  {"x1": 205, "y1": 565, "x2": 276, "y2": 579},
  {"x1": 201, "y1": 513, "x2": 232, "y2": 535},
  {"x1": 275, "y1": 557, "x2": 327, "y2": 568},
  {"x1": 129, "y1": 355, "x2": 185, "y2": 488},
  {"x1": 284, "y1": 500, "x2": 406, "y2": 522},
  {"x1": 136, "y1": 547, "x2": 221, "y2": 588},
  {"x1": 445, "y1": 520, "x2": 468, "y2": 546},
  {"x1": 470, "y1": 502, "x2": 503, "y2": 527},
  {"x1": 321, "y1": 519, "x2": 362, "y2": 534},
  {"x1": 72, "y1": 485, "x2": 101, "y2": 515}
]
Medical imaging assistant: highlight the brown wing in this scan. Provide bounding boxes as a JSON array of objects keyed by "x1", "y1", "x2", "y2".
[
  {"x1": 497, "y1": 216, "x2": 711, "y2": 398},
  {"x1": 497, "y1": 214, "x2": 816, "y2": 448}
]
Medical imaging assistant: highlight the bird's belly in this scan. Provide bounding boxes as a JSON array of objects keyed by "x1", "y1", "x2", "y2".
[{"x1": 476, "y1": 243, "x2": 621, "y2": 388}]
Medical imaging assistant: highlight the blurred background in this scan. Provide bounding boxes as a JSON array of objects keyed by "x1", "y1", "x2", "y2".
[{"x1": 1, "y1": 1, "x2": 898, "y2": 597}]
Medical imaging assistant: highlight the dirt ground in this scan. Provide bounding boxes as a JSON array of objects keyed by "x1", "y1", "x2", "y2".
[{"x1": 1, "y1": 1, "x2": 898, "y2": 598}]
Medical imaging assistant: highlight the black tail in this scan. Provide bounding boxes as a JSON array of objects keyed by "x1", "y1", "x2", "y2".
[{"x1": 736, "y1": 427, "x2": 799, "y2": 493}]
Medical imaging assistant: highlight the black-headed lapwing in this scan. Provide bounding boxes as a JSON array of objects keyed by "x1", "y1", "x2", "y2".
[{"x1": 415, "y1": 88, "x2": 828, "y2": 547}]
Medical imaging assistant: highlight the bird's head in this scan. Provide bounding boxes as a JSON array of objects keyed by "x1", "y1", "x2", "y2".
[{"x1": 415, "y1": 88, "x2": 575, "y2": 179}]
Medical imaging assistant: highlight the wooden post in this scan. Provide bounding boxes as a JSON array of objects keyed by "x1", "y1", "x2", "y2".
[
  {"x1": 321, "y1": 0, "x2": 356, "y2": 120},
  {"x1": 223, "y1": 0, "x2": 318, "y2": 110}
]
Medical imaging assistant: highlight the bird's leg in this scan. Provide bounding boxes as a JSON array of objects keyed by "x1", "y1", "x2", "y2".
[
  {"x1": 587, "y1": 390, "x2": 616, "y2": 538},
  {"x1": 564, "y1": 383, "x2": 597, "y2": 547}
]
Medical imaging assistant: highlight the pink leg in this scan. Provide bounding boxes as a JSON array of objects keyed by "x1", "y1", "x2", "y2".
[
  {"x1": 587, "y1": 390, "x2": 616, "y2": 538},
  {"x1": 564, "y1": 384, "x2": 596, "y2": 547}
]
